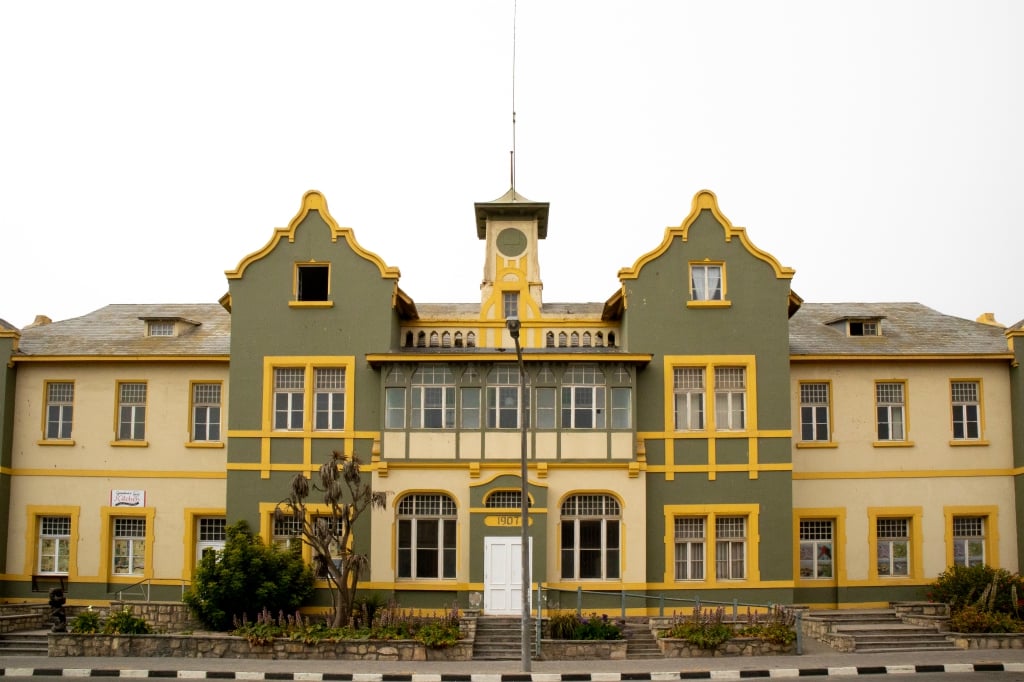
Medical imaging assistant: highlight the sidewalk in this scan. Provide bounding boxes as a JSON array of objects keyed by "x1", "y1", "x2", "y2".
[{"x1": 7, "y1": 637, "x2": 1024, "y2": 680}]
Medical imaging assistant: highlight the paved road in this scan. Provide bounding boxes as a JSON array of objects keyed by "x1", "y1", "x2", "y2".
[{"x1": 6, "y1": 635, "x2": 1024, "y2": 678}]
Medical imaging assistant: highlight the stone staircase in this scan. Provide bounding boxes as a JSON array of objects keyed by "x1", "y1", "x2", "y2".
[
  {"x1": 621, "y1": 620, "x2": 662, "y2": 659},
  {"x1": 0, "y1": 630, "x2": 49, "y2": 655},
  {"x1": 472, "y1": 616, "x2": 537, "y2": 660},
  {"x1": 805, "y1": 608, "x2": 958, "y2": 654}
]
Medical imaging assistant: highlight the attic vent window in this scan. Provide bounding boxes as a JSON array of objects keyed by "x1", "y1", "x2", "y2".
[
  {"x1": 148, "y1": 321, "x2": 174, "y2": 337},
  {"x1": 297, "y1": 264, "x2": 329, "y2": 302},
  {"x1": 849, "y1": 320, "x2": 879, "y2": 337}
]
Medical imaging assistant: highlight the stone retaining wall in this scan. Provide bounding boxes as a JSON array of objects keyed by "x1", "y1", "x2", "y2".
[
  {"x1": 949, "y1": 633, "x2": 1024, "y2": 650},
  {"x1": 110, "y1": 601, "x2": 203, "y2": 633},
  {"x1": 0, "y1": 605, "x2": 50, "y2": 633},
  {"x1": 539, "y1": 639, "x2": 627, "y2": 660},
  {"x1": 49, "y1": 633, "x2": 473, "y2": 661},
  {"x1": 658, "y1": 637, "x2": 796, "y2": 657}
]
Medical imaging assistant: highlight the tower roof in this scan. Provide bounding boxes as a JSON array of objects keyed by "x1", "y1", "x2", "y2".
[{"x1": 474, "y1": 187, "x2": 549, "y2": 239}]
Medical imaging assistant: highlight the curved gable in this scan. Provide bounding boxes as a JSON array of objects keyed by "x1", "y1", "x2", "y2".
[
  {"x1": 617, "y1": 189, "x2": 794, "y2": 281},
  {"x1": 225, "y1": 190, "x2": 400, "y2": 281}
]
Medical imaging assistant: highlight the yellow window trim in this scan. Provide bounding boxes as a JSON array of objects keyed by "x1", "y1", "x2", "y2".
[
  {"x1": 793, "y1": 508, "x2": 846, "y2": 588},
  {"x1": 663, "y1": 355, "x2": 758, "y2": 434},
  {"x1": 99, "y1": 506, "x2": 156, "y2": 582},
  {"x1": 872, "y1": 441, "x2": 915, "y2": 448},
  {"x1": 867, "y1": 507, "x2": 922, "y2": 583},
  {"x1": 795, "y1": 442, "x2": 838, "y2": 449},
  {"x1": 289, "y1": 301, "x2": 334, "y2": 309},
  {"x1": 24, "y1": 506, "x2": 81, "y2": 580},
  {"x1": 41, "y1": 379, "x2": 75, "y2": 443},
  {"x1": 182, "y1": 508, "x2": 226, "y2": 581},
  {"x1": 110, "y1": 441, "x2": 149, "y2": 448},
  {"x1": 687, "y1": 260, "x2": 728, "y2": 304},
  {"x1": 943, "y1": 506, "x2": 999, "y2": 568},
  {"x1": 949, "y1": 377, "x2": 986, "y2": 443},
  {"x1": 662, "y1": 503, "x2": 760, "y2": 587}
]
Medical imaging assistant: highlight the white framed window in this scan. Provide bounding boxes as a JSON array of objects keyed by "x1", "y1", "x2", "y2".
[
  {"x1": 38, "y1": 516, "x2": 71, "y2": 574},
  {"x1": 397, "y1": 494, "x2": 457, "y2": 580},
  {"x1": 952, "y1": 516, "x2": 985, "y2": 567},
  {"x1": 799, "y1": 520, "x2": 834, "y2": 579},
  {"x1": 800, "y1": 382, "x2": 830, "y2": 442},
  {"x1": 951, "y1": 381, "x2": 980, "y2": 440},
  {"x1": 876, "y1": 382, "x2": 906, "y2": 441},
  {"x1": 503, "y1": 291, "x2": 519, "y2": 320},
  {"x1": 196, "y1": 517, "x2": 226, "y2": 561},
  {"x1": 560, "y1": 494, "x2": 620, "y2": 580},
  {"x1": 610, "y1": 387, "x2": 631, "y2": 429},
  {"x1": 117, "y1": 382, "x2": 147, "y2": 441},
  {"x1": 191, "y1": 383, "x2": 222, "y2": 442},
  {"x1": 673, "y1": 368, "x2": 705, "y2": 430},
  {"x1": 112, "y1": 517, "x2": 146, "y2": 575},
  {"x1": 849, "y1": 320, "x2": 879, "y2": 336},
  {"x1": 561, "y1": 364, "x2": 605, "y2": 429},
  {"x1": 487, "y1": 365, "x2": 526, "y2": 429},
  {"x1": 45, "y1": 381, "x2": 74, "y2": 440},
  {"x1": 690, "y1": 264, "x2": 723, "y2": 301},
  {"x1": 535, "y1": 386, "x2": 556, "y2": 429},
  {"x1": 715, "y1": 516, "x2": 746, "y2": 580},
  {"x1": 147, "y1": 321, "x2": 175, "y2": 337},
  {"x1": 411, "y1": 364, "x2": 455, "y2": 429},
  {"x1": 674, "y1": 517, "x2": 705, "y2": 581},
  {"x1": 311, "y1": 515, "x2": 345, "y2": 577},
  {"x1": 485, "y1": 490, "x2": 529, "y2": 509},
  {"x1": 296, "y1": 263, "x2": 330, "y2": 301},
  {"x1": 714, "y1": 367, "x2": 746, "y2": 431},
  {"x1": 876, "y1": 518, "x2": 910, "y2": 577},
  {"x1": 274, "y1": 368, "x2": 305, "y2": 430},
  {"x1": 272, "y1": 514, "x2": 304, "y2": 552},
  {"x1": 314, "y1": 368, "x2": 345, "y2": 430},
  {"x1": 385, "y1": 387, "x2": 406, "y2": 429}
]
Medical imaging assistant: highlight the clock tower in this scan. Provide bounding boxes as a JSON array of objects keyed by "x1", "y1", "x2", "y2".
[{"x1": 474, "y1": 187, "x2": 549, "y2": 326}]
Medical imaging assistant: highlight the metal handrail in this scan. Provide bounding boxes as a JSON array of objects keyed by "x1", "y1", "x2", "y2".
[{"x1": 114, "y1": 578, "x2": 189, "y2": 602}]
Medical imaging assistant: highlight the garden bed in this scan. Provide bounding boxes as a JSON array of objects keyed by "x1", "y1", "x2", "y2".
[{"x1": 48, "y1": 632, "x2": 473, "y2": 661}]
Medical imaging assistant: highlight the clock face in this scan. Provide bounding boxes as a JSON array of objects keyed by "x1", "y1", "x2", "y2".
[{"x1": 496, "y1": 228, "x2": 528, "y2": 257}]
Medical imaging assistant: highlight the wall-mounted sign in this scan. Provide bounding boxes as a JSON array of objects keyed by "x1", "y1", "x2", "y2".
[
  {"x1": 111, "y1": 490, "x2": 146, "y2": 507},
  {"x1": 484, "y1": 515, "x2": 533, "y2": 527}
]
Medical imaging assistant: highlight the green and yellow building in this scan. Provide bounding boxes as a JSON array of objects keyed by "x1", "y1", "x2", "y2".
[{"x1": 1, "y1": 188, "x2": 1021, "y2": 613}]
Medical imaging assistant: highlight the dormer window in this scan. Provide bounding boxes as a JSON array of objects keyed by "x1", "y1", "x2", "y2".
[
  {"x1": 148, "y1": 321, "x2": 174, "y2": 337},
  {"x1": 849, "y1": 320, "x2": 880, "y2": 336},
  {"x1": 295, "y1": 263, "x2": 330, "y2": 302}
]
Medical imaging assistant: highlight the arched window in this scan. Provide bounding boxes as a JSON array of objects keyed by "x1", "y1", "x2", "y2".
[
  {"x1": 404, "y1": 331, "x2": 414, "y2": 347},
  {"x1": 558, "y1": 332, "x2": 568, "y2": 348},
  {"x1": 429, "y1": 331, "x2": 440, "y2": 348},
  {"x1": 467, "y1": 332, "x2": 476, "y2": 348},
  {"x1": 454, "y1": 332, "x2": 464, "y2": 348},
  {"x1": 546, "y1": 332, "x2": 555, "y2": 348},
  {"x1": 595, "y1": 332, "x2": 604, "y2": 347},
  {"x1": 582, "y1": 332, "x2": 592, "y2": 347},
  {"x1": 441, "y1": 331, "x2": 451, "y2": 348},
  {"x1": 608, "y1": 332, "x2": 616, "y2": 348},
  {"x1": 397, "y1": 493, "x2": 457, "y2": 579},
  {"x1": 561, "y1": 494, "x2": 620, "y2": 580},
  {"x1": 484, "y1": 490, "x2": 532, "y2": 509},
  {"x1": 570, "y1": 332, "x2": 580, "y2": 347},
  {"x1": 417, "y1": 331, "x2": 427, "y2": 348}
]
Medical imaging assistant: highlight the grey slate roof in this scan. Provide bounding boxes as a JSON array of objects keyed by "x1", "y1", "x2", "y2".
[
  {"x1": 790, "y1": 302, "x2": 1010, "y2": 356},
  {"x1": 15, "y1": 304, "x2": 230, "y2": 357},
  {"x1": 0, "y1": 318, "x2": 16, "y2": 332}
]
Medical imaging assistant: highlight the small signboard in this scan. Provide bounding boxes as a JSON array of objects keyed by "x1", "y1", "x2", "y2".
[{"x1": 111, "y1": 489, "x2": 146, "y2": 507}]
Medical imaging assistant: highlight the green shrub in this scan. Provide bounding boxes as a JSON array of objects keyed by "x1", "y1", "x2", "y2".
[
  {"x1": 69, "y1": 607, "x2": 102, "y2": 634},
  {"x1": 928, "y1": 565, "x2": 1024, "y2": 617},
  {"x1": 737, "y1": 622, "x2": 796, "y2": 645},
  {"x1": 184, "y1": 520, "x2": 315, "y2": 631},
  {"x1": 949, "y1": 605, "x2": 1024, "y2": 634},
  {"x1": 661, "y1": 607, "x2": 733, "y2": 649},
  {"x1": 103, "y1": 607, "x2": 152, "y2": 635},
  {"x1": 546, "y1": 611, "x2": 621, "y2": 640}
]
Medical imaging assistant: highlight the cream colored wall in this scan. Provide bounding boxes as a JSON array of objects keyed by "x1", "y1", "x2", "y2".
[
  {"x1": 7, "y1": 361, "x2": 227, "y2": 583},
  {"x1": 366, "y1": 468, "x2": 646, "y2": 586},
  {"x1": 791, "y1": 361, "x2": 1013, "y2": 473},
  {"x1": 791, "y1": 360, "x2": 1017, "y2": 580}
]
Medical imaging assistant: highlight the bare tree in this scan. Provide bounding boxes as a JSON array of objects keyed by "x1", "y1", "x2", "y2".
[{"x1": 275, "y1": 451, "x2": 387, "y2": 628}]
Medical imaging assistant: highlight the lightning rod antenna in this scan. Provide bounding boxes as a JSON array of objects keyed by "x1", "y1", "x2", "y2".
[{"x1": 510, "y1": 0, "x2": 517, "y2": 192}]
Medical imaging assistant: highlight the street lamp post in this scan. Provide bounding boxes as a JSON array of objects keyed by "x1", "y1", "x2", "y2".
[{"x1": 505, "y1": 316, "x2": 531, "y2": 672}]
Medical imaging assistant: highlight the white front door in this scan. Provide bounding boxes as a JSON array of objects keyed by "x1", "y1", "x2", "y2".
[{"x1": 484, "y1": 536, "x2": 532, "y2": 615}]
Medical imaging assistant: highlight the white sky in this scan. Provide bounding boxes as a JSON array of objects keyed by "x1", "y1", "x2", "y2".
[{"x1": 2, "y1": 1, "x2": 1021, "y2": 331}]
